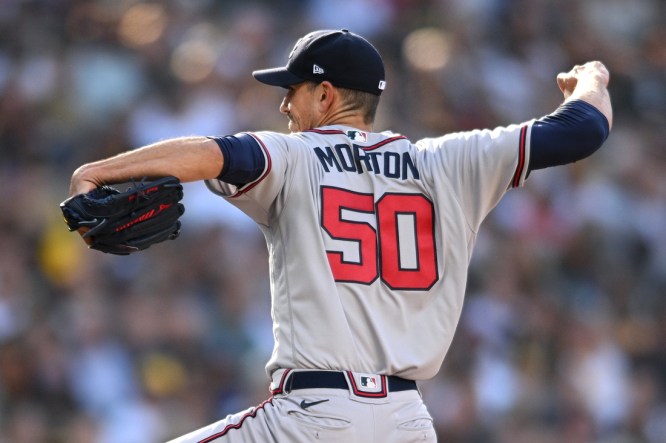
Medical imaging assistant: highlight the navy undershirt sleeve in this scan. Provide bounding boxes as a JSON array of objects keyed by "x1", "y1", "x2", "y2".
[
  {"x1": 208, "y1": 134, "x2": 265, "y2": 186},
  {"x1": 529, "y1": 99, "x2": 610, "y2": 171}
]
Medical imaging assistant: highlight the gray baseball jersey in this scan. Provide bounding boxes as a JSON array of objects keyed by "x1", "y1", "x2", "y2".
[{"x1": 206, "y1": 122, "x2": 531, "y2": 381}]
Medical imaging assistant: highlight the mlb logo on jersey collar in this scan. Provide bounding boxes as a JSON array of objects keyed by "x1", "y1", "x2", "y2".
[{"x1": 346, "y1": 130, "x2": 367, "y2": 142}]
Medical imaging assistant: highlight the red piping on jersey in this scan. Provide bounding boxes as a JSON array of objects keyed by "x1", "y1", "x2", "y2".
[
  {"x1": 228, "y1": 133, "x2": 272, "y2": 198},
  {"x1": 304, "y1": 129, "x2": 407, "y2": 152},
  {"x1": 304, "y1": 129, "x2": 346, "y2": 135},
  {"x1": 270, "y1": 369, "x2": 292, "y2": 395},
  {"x1": 512, "y1": 125, "x2": 528, "y2": 188},
  {"x1": 196, "y1": 370, "x2": 290, "y2": 441},
  {"x1": 196, "y1": 398, "x2": 274, "y2": 442},
  {"x1": 361, "y1": 135, "x2": 408, "y2": 151}
]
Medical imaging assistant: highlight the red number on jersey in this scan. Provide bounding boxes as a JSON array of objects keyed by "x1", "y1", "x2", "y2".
[
  {"x1": 321, "y1": 186, "x2": 439, "y2": 290},
  {"x1": 377, "y1": 193, "x2": 438, "y2": 290},
  {"x1": 321, "y1": 187, "x2": 378, "y2": 284}
]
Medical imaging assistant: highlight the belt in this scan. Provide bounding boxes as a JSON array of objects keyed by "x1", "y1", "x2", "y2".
[{"x1": 277, "y1": 370, "x2": 417, "y2": 398}]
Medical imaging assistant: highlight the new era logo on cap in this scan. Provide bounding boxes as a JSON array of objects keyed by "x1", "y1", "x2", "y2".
[{"x1": 313, "y1": 64, "x2": 325, "y2": 74}]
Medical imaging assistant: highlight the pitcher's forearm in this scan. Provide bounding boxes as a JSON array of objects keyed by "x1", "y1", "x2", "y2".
[{"x1": 69, "y1": 137, "x2": 223, "y2": 196}]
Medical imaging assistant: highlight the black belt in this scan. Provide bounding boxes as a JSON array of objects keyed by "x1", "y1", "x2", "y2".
[{"x1": 286, "y1": 370, "x2": 417, "y2": 394}]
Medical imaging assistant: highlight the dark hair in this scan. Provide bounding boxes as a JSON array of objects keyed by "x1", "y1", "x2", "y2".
[
  {"x1": 306, "y1": 82, "x2": 380, "y2": 125},
  {"x1": 337, "y1": 87, "x2": 380, "y2": 125}
]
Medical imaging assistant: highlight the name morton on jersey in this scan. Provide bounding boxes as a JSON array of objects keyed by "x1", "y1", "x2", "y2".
[{"x1": 314, "y1": 144, "x2": 420, "y2": 180}]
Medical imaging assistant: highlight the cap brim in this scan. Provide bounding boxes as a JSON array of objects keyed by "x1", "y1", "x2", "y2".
[{"x1": 252, "y1": 67, "x2": 304, "y2": 87}]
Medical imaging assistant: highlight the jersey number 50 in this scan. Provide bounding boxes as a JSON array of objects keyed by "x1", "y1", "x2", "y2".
[{"x1": 321, "y1": 186, "x2": 439, "y2": 291}]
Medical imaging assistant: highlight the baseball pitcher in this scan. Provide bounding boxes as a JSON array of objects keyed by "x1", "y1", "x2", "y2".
[{"x1": 65, "y1": 29, "x2": 612, "y2": 442}]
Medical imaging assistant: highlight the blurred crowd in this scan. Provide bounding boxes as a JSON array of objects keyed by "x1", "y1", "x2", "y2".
[{"x1": 0, "y1": 0, "x2": 665, "y2": 442}]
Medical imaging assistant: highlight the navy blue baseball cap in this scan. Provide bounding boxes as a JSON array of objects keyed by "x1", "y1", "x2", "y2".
[{"x1": 253, "y1": 29, "x2": 386, "y2": 96}]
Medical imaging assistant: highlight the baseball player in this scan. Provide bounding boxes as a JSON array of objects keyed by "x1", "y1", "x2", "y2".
[{"x1": 67, "y1": 30, "x2": 612, "y2": 442}]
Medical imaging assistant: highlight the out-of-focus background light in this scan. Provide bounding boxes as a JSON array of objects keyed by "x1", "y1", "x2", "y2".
[
  {"x1": 170, "y1": 26, "x2": 218, "y2": 83},
  {"x1": 403, "y1": 28, "x2": 452, "y2": 72},
  {"x1": 117, "y1": 4, "x2": 168, "y2": 48}
]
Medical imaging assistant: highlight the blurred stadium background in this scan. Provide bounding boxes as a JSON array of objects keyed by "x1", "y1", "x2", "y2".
[{"x1": 0, "y1": 0, "x2": 665, "y2": 442}]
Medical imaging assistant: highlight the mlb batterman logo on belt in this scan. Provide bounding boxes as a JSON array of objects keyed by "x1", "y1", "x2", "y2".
[{"x1": 361, "y1": 376, "x2": 377, "y2": 389}]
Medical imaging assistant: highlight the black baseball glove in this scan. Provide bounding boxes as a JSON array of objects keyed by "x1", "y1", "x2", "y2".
[{"x1": 60, "y1": 176, "x2": 185, "y2": 255}]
